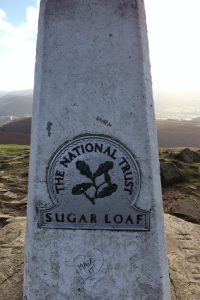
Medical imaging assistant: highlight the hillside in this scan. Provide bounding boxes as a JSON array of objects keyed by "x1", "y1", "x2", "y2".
[
  {"x1": 0, "y1": 117, "x2": 31, "y2": 134},
  {"x1": 1, "y1": 89, "x2": 200, "y2": 120},
  {"x1": 0, "y1": 90, "x2": 32, "y2": 117},
  {"x1": 0, "y1": 118, "x2": 31, "y2": 145},
  {"x1": 157, "y1": 120, "x2": 200, "y2": 148}
]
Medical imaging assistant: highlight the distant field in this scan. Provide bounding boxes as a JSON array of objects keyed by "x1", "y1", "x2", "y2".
[
  {"x1": 0, "y1": 118, "x2": 31, "y2": 145},
  {"x1": 0, "y1": 144, "x2": 29, "y2": 155},
  {"x1": 0, "y1": 118, "x2": 200, "y2": 148},
  {"x1": 157, "y1": 120, "x2": 200, "y2": 148},
  {"x1": 0, "y1": 132, "x2": 30, "y2": 145}
]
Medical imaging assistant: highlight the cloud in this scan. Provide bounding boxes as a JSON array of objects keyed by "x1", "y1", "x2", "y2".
[
  {"x1": 0, "y1": 1, "x2": 39, "y2": 91},
  {"x1": 145, "y1": 0, "x2": 200, "y2": 92},
  {"x1": 1, "y1": 0, "x2": 200, "y2": 93}
]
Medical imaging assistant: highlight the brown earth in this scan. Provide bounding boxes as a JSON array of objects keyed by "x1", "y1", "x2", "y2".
[
  {"x1": 0, "y1": 132, "x2": 30, "y2": 145},
  {"x1": 0, "y1": 118, "x2": 31, "y2": 145},
  {"x1": 157, "y1": 120, "x2": 200, "y2": 148},
  {"x1": 0, "y1": 118, "x2": 31, "y2": 135}
]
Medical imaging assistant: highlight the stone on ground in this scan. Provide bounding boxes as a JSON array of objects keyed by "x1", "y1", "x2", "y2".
[{"x1": 0, "y1": 218, "x2": 25, "y2": 300}]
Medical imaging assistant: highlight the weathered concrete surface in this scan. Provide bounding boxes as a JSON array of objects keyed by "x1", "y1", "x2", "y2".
[
  {"x1": 24, "y1": 0, "x2": 170, "y2": 299},
  {"x1": 165, "y1": 214, "x2": 200, "y2": 300}
]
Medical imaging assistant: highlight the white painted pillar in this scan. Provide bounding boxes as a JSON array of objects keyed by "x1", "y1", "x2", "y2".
[{"x1": 24, "y1": 1, "x2": 171, "y2": 299}]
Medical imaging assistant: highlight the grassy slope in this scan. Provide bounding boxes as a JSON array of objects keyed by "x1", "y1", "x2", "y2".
[{"x1": 0, "y1": 145, "x2": 29, "y2": 217}]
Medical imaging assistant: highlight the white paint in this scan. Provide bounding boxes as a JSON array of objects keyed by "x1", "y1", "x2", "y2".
[{"x1": 24, "y1": 0, "x2": 170, "y2": 299}]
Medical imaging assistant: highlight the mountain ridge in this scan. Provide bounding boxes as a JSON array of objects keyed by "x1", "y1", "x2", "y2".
[
  {"x1": 0, "y1": 90, "x2": 32, "y2": 117},
  {"x1": 0, "y1": 89, "x2": 200, "y2": 120}
]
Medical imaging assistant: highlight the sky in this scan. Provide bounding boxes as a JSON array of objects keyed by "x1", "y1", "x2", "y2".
[
  {"x1": 0, "y1": 0, "x2": 200, "y2": 94},
  {"x1": 0, "y1": 0, "x2": 39, "y2": 91}
]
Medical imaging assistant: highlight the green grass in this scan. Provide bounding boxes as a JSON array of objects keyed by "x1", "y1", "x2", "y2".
[
  {"x1": 159, "y1": 147, "x2": 200, "y2": 187},
  {"x1": 0, "y1": 144, "x2": 30, "y2": 156},
  {"x1": 159, "y1": 147, "x2": 185, "y2": 155},
  {"x1": 0, "y1": 144, "x2": 30, "y2": 184}
]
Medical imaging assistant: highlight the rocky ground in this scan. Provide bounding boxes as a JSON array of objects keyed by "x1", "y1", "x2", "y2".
[
  {"x1": 160, "y1": 147, "x2": 200, "y2": 225},
  {"x1": 0, "y1": 145, "x2": 199, "y2": 299}
]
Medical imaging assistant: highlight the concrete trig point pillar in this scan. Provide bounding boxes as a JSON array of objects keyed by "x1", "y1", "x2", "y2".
[{"x1": 24, "y1": 0, "x2": 171, "y2": 299}]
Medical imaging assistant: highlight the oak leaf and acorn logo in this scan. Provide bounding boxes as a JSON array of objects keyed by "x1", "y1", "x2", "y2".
[{"x1": 72, "y1": 160, "x2": 118, "y2": 205}]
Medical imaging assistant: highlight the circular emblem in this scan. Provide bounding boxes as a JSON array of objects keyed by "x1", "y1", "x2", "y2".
[{"x1": 47, "y1": 134, "x2": 140, "y2": 208}]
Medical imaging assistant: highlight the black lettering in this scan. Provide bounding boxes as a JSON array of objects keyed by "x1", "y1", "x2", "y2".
[
  {"x1": 60, "y1": 156, "x2": 70, "y2": 168},
  {"x1": 68, "y1": 151, "x2": 76, "y2": 161},
  {"x1": 137, "y1": 215, "x2": 143, "y2": 224},
  {"x1": 85, "y1": 143, "x2": 94, "y2": 152},
  {"x1": 79, "y1": 214, "x2": 87, "y2": 223},
  {"x1": 80, "y1": 145, "x2": 85, "y2": 153},
  {"x1": 119, "y1": 157, "x2": 128, "y2": 166},
  {"x1": 105, "y1": 214, "x2": 111, "y2": 223},
  {"x1": 55, "y1": 175, "x2": 65, "y2": 194},
  {"x1": 55, "y1": 213, "x2": 64, "y2": 222},
  {"x1": 125, "y1": 171, "x2": 132, "y2": 176},
  {"x1": 122, "y1": 164, "x2": 130, "y2": 173},
  {"x1": 94, "y1": 143, "x2": 103, "y2": 153},
  {"x1": 90, "y1": 214, "x2": 97, "y2": 223},
  {"x1": 55, "y1": 170, "x2": 64, "y2": 177},
  {"x1": 72, "y1": 146, "x2": 81, "y2": 156},
  {"x1": 55, "y1": 177, "x2": 64, "y2": 185},
  {"x1": 67, "y1": 213, "x2": 76, "y2": 223},
  {"x1": 110, "y1": 149, "x2": 117, "y2": 159},
  {"x1": 56, "y1": 186, "x2": 64, "y2": 194},
  {"x1": 113, "y1": 215, "x2": 123, "y2": 224},
  {"x1": 124, "y1": 188, "x2": 132, "y2": 195},
  {"x1": 45, "y1": 213, "x2": 52, "y2": 222},
  {"x1": 103, "y1": 146, "x2": 111, "y2": 157},
  {"x1": 125, "y1": 215, "x2": 134, "y2": 224},
  {"x1": 125, "y1": 181, "x2": 133, "y2": 188}
]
